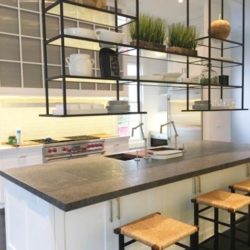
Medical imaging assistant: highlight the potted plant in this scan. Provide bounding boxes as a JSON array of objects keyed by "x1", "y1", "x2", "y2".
[
  {"x1": 129, "y1": 14, "x2": 167, "y2": 51},
  {"x1": 166, "y1": 23, "x2": 198, "y2": 56}
]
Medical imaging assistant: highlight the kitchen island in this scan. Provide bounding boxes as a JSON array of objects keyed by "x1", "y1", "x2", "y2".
[{"x1": 1, "y1": 141, "x2": 250, "y2": 250}]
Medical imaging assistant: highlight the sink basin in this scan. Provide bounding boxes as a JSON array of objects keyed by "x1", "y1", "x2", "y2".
[{"x1": 105, "y1": 153, "x2": 141, "y2": 161}]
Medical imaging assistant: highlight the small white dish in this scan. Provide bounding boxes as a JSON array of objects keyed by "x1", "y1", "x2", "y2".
[
  {"x1": 95, "y1": 29, "x2": 124, "y2": 44},
  {"x1": 64, "y1": 27, "x2": 95, "y2": 39}
]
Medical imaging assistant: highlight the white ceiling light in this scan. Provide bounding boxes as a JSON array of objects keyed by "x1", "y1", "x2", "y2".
[{"x1": 178, "y1": 0, "x2": 184, "y2": 3}]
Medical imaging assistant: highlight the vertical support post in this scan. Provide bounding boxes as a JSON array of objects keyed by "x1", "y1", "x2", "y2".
[
  {"x1": 214, "y1": 208, "x2": 219, "y2": 250},
  {"x1": 186, "y1": 0, "x2": 190, "y2": 111},
  {"x1": 114, "y1": 0, "x2": 120, "y2": 101},
  {"x1": 59, "y1": 0, "x2": 67, "y2": 115},
  {"x1": 208, "y1": 0, "x2": 212, "y2": 110},
  {"x1": 220, "y1": 0, "x2": 224, "y2": 100},
  {"x1": 241, "y1": 0, "x2": 245, "y2": 109},
  {"x1": 136, "y1": 0, "x2": 141, "y2": 113},
  {"x1": 42, "y1": 0, "x2": 49, "y2": 115}
]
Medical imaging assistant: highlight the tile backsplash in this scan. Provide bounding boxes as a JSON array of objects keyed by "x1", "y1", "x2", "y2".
[{"x1": 0, "y1": 105, "x2": 118, "y2": 142}]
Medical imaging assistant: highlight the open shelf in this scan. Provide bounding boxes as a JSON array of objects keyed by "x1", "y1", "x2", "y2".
[
  {"x1": 47, "y1": 35, "x2": 136, "y2": 52},
  {"x1": 124, "y1": 47, "x2": 242, "y2": 68},
  {"x1": 46, "y1": 1, "x2": 135, "y2": 27},
  {"x1": 39, "y1": 111, "x2": 147, "y2": 117},
  {"x1": 197, "y1": 36, "x2": 243, "y2": 50},
  {"x1": 47, "y1": 75, "x2": 136, "y2": 84},
  {"x1": 47, "y1": 75, "x2": 243, "y2": 89},
  {"x1": 182, "y1": 109, "x2": 248, "y2": 112}
]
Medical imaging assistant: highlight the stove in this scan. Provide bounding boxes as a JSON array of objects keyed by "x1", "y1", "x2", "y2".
[{"x1": 31, "y1": 135, "x2": 104, "y2": 162}]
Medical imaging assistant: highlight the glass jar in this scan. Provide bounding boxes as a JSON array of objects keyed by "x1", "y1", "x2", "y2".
[{"x1": 200, "y1": 64, "x2": 219, "y2": 85}]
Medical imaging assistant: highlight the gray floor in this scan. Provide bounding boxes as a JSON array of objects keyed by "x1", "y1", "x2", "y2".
[{"x1": 0, "y1": 210, "x2": 6, "y2": 250}]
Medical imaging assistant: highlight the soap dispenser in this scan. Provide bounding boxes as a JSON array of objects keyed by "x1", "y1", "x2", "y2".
[{"x1": 15, "y1": 129, "x2": 22, "y2": 145}]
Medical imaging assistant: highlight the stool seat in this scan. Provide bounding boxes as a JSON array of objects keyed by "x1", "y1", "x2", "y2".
[
  {"x1": 195, "y1": 189, "x2": 250, "y2": 212},
  {"x1": 231, "y1": 179, "x2": 250, "y2": 192},
  {"x1": 114, "y1": 212, "x2": 198, "y2": 250}
]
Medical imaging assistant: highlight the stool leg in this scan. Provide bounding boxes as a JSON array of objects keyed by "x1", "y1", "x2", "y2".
[
  {"x1": 119, "y1": 234, "x2": 125, "y2": 250},
  {"x1": 248, "y1": 205, "x2": 250, "y2": 245},
  {"x1": 193, "y1": 200, "x2": 199, "y2": 248},
  {"x1": 230, "y1": 212, "x2": 236, "y2": 250},
  {"x1": 190, "y1": 233, "x2": 198, "y2": 250},
  {"x1": 214, "y1": 208, "x2": 219, "y2": 250}
]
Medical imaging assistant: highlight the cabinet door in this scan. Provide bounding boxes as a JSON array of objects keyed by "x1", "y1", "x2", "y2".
[
  {"x1": 160, "y1": 178, "x2": 194, "y2": 225},
  {"x1": 65, "y1": 202, "x2": 107, "y2": 250},
  {"x1": 199, "y1": 164, "x2": 248, "y2": 193},
  {"x1": 118, "y1": 188, "x2": 163, "y2": 250}
]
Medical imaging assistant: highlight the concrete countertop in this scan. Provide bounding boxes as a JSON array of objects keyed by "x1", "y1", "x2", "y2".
[{"x1": 1, "y1": 141, "x2": 250, "y2": 212}]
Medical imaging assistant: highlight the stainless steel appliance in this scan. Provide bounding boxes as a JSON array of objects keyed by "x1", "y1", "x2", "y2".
[{"x1": 31, "y1": 135, "x2": 104, "y2": 162}]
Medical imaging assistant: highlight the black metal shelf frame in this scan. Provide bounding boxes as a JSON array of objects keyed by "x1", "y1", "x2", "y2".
[
  {"x1": 41, "y1": 0, "x2": 143, "y2": 117},
  {"x1": 41, "y1": 0, "x2": 247, "y2": 116},
  {"x1": 185, "y1": 0, "x2": 246, "y2": 112}
]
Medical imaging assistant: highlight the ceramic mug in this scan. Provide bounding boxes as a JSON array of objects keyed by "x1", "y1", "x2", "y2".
[{"x1": 66, "y1": 54, "x2": 94, "y2": 76}]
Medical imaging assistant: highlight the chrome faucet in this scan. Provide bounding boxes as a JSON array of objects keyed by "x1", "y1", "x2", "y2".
[
  {"x1": 131, "y1": 123, "x2": 148, "y2": 159},
  {"x1": 160, "y1": 121, "x2": 179, "y2": 149}
]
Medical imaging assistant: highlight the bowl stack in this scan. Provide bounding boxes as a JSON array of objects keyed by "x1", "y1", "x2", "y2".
[{"x1": 106, "y1": 100, "x2": 130, "y2": 113}]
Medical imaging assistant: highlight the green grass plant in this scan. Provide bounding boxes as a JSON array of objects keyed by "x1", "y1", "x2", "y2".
[
  {"x1": 129, "y1": 14, "x2": 167, "y2": 45},
  {"x1": 167, "y1": 23, "x2": 198, "y2": 50}
]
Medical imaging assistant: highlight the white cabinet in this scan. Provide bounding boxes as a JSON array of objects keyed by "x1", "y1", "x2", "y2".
[
  {"x1": 0, "y1": 146, "x2": 43, "y2": 208},
  {"x1": 104, "y1": 137, "x2": 129, "y2": 155},
  {"x1": 0, "y1": 146, "x2": 43, "y2": 169},
  {"x1": 4, "y1": 180, "x2": 56, "y2": 250}
]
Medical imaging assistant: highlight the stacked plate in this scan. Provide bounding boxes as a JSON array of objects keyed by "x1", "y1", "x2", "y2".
[{"x1": 106, "y1": 100, "x2": 130, "y2": 113}]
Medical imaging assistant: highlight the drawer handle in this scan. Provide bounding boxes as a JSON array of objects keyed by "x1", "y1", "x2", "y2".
[
  {"x1": 109, "y1": 200, "x2": 113, "y2": 223},
  {"x1": 18, "y1": 155, "x2": 27, "y2": 159}
]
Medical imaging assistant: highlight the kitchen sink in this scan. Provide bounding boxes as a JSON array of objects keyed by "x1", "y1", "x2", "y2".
[{"x1": 105, "y1": 153, "x2": 141, "y2": 161}]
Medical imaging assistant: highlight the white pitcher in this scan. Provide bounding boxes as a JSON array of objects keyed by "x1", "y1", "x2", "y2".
[{"x1": 66, "y1": 54, "x2": 94, "y2": 76}]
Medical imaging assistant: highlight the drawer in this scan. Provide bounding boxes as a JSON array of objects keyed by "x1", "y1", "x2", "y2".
[{"x1": 1, "y1": 146, "x2": 43, "y2": 169}]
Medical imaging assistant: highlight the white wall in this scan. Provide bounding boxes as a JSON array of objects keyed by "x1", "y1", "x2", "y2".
[{"x1": 231, "y1": 0, "x2": 250, "y2": 144}]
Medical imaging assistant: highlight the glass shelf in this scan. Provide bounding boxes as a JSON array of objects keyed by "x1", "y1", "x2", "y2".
[
  {"x1": 47, "y1": 75, "x2": 243, "y2": 89},
  {"x1": 39, "y1": 111, "x2": 147, "y2": 117},
  {"x1": 197, "y1": 36, "x2": 243, "y2": 50},
  {"x1": 47, "y1": 36, "x2": 242, "y2": 68},
  {"x1": 46, "y1": 1, "x2": 135, "y2": 27},
  {"x1": 47, "y1": 35, "x2": 136, "y2": 52},
  {"x1": 124, "y1": 48, "x2": 242, "y2": 68},
  {"x1": 182, "y1": 109, "x2": 248, "y2": 112},
  {"x1": 47, "y1": 75, "x2": 135, "y2": 84}
]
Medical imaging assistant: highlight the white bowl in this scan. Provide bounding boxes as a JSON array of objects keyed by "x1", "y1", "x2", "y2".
[
  {"x1": 64, "y1": 28, "x2": 95, "y2": 39},
  {"x1": 95, "y1": 29, "x2": 123, "y2": 44}
]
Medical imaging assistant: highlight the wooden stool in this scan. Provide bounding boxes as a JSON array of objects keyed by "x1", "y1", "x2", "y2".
[
  {"x1": 229, "y1": 179, "x2": 250, "y2": 194},
  {"x1": 114, "y1": 212, "x2": 198, "y2": 250},
  {"x1": 229, "y1": 179, "x2": 250, "y2": 245},
  {"x1": 192, "y1": 189, "x2": 250, "y2": 250}
]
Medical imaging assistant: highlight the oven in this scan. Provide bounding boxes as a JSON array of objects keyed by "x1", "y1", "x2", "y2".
[{"x1": 31, "y1": 136, "x2": 105, "y2": 162}]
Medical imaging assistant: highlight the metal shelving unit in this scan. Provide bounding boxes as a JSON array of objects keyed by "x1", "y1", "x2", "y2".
[
  {"x1": 40, "y1": 0, "x2": 144, "y2": 117},
  {"x1": 183, "y1": 0, "x2": 246, "y2": 112},
  {"x1": 41, "y1": 0, "x2": 247, "y2": 116}
]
